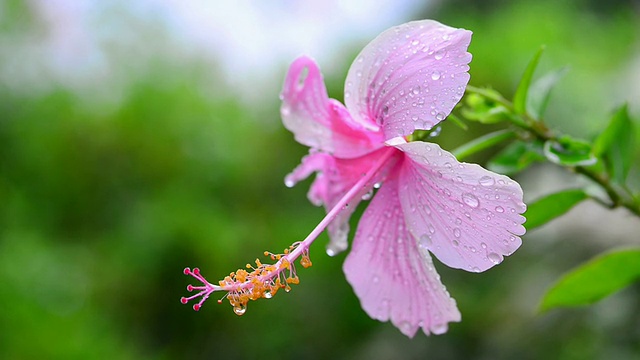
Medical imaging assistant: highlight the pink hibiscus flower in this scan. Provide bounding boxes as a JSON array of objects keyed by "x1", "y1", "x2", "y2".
[{"x1": 182, "y1": 20, "x2": 526, "y2": 338}]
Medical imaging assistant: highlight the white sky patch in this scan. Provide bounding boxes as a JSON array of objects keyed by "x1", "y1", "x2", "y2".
[{"x1": 1, "y1": 0, "x2": 430, "y2": 105}]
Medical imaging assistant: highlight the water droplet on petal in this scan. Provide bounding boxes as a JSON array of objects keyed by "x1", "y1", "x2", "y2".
[
  {"x1": 431, "y1": 71, "x2": 441, "y2": 80},
  {"x1": 419, "y1": 234, "x2": 432, "y2": 248},
  {"x1": 488, "y1": 252, "x2": 502, "y2": 264},
  {"x1": 453, "y1": 228, "x2": 461, "y2": 238},
  {"x1": 361, "y1": 190, "x2": 374, "y2": 201},
  {"x1": 400, "y1": 321, "x2": 413, "y2": 334},
  {"x1": 263, "y1": 290, "x2": 273, "y2": 299},
  {"x1": 452, "y1": 239, "x2": 459, "y2": 247},
  {"x1": 431, "y1": 323, "x2": 448, "y2": 335},
  {"x1": 435, "y1": 112, "x2": 445, "y2": 121},
  {"x1": 479, "y1": 175, "x2": 495, "y2": 186},
  {"x1": 428, "y1": 224, "x2": 435, "y2": 234},
  {"x1": 462, "y1": 193, "x2": 480, "y2": 208},
  {"x1": 480, "y1": 242, "x2": 487, "y2": 249},
  {"x1": 495, "y1": 206, "x2": 504, "y2": 213},
  {"x1": 434, "y1": 49, "x2": 445, "y2": 60},
  {"x1": 471, "y1": 266, "x2": 481, "y2": 273}
]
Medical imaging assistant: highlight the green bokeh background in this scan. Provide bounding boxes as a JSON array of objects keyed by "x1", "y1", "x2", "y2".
[{"x1": 1, "y1": 0, "x2": 639, "y2": 359}]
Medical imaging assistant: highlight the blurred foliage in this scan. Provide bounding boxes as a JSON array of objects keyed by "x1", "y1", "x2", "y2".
[{"x1": 1, "y1": 0, "x2": 640, "y2": 359}]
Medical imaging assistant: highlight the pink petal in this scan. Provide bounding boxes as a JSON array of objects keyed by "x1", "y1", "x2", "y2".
[
  {"x1": 286, "y1": 148, "x2": 399, "y2": 255},
  {"x1": 344, "y1": 20, "x2": 472, "y2": 140},
  {"x1": 396, "y1": 142, "x2": 526, "y2": 273},
  {"x1": 281, "y1": 56, "x2": 384, "y2": 158},
  {"x1": 344, "y1": 170, "x2": 461, "y2": 337}
]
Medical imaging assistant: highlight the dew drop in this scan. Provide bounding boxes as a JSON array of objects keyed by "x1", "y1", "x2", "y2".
[
  {"x1": 452, "y1": 239, "x2": 459, "y2": 247},
  {"x1": 453, "y1": 228, "x2": 461, "y2": 238},
  {"x1": 412, "y1": 86, "x2": 421, "y2": 94},
  {"x1": 411, "y1": 39, "x2": 420, "y2": 46},
  {"x1": 478, "y1": 175, "x2": 494, "y2": 186},
  {"x1": 234, "y1": 305, "x2": 247, "y2": 316},
  {"x1": 434, "y1": 49, "x2": 445, "y2": 60},
  {"x1": 480, "y1": 242, "x2": 487, "y2": 249},
  {"x1": 455, "y1": 217, "x2": 462, "y2": 225},
  {"x1": 263, "y1": 290, "x2": 273, "y2": 299},
  {"x1": 431, "y1": 71, "x2": 441, "y2": 80},
  {"x1": 400, "y1": 321, "x2": 413, "y2": 334},
  {"x1": 471, "y1": 266, "x2": 481, "y2": 273},
  {"x1": 495, "y1": 206, "x2": 504, "y2": 213},
  {"x1": 428, "y1": 224, "x2": 435, "y2": 234},
  {"x1": 488, "y1": 252, "x2": 502, "y2": 264},
  {"x1": 284, "y1": 176, "x2": 295, "y2": 188},
  {"x1": 431, "y1": 323, "x2": 448, "y2": 335},
  {"x1": 435, "y1": 112, "x2": 445, "y2": 121},
  {"x1": 509, "y1": 235, "x2": 517, "y2": 242},
  {"x1": 382, "y1": 105, "x2": 389, "y2": 115},
  {"x1": 462, "y1": 193, "x2": 480, "y2": 208},
  {"x1": 429, "y1": 125, "x2": 442, "y2": 137},
  {"x1": 419, "y1": 234, "x2": 432, "y2": 248}
]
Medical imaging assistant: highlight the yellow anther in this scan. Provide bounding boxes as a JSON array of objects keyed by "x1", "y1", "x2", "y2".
[{"x1": 300, "y1": 255, "x2": 312, "y2": 268}]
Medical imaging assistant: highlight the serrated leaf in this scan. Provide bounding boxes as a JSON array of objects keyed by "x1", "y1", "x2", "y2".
[
  {"x1": 543, "y1": 135, "x2": 596, "y2": 166},
  {"x1": 487, "y1": 140, "x2": 545, "y2": 175},
  {"x1": 451, "y1": 130, "x2": 516, "y2": 161},
  {"x1": 540, "y1": 248, "x2": 640, "y2": 312},
  {"x1": 527, "y1": 67, "x2": 569, "y2": 119},
  {"x1": 592, "y1": 105, "x2": 635, "y2": 184},
  {"x1": 513, "y1": 46, "x2": 545, "y2": 115},
  {"x1": 524, "y1": 189, "x2": 588, "y2": 230}
]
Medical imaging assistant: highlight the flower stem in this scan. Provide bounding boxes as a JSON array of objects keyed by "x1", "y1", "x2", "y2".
[{"x1": 465, "y1": 86, "x2": 640, "y2": 217}]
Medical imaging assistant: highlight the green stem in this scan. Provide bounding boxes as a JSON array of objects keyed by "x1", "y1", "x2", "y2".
[{"x1": 465, "y1": 87, "x2": 640, "y2": 218}]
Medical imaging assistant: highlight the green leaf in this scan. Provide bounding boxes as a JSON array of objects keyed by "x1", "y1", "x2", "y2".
[
  {"x1": 487, "y1": 140, "x2": 545, "y2": 176},
  {"x1": 527, "y1": 67, "x2": 569, "y2": 119},
  {"x1": 543, "y1": 135, "x2": 596, "y2": 166},
  {"x1": 592, "y1": 104, "x2": 635, "y2": 184},
  {"x1": 524, "y1": 189, "x2": 589, "y2": 230},
  {"x1": 451, "y1": 130, "x2": 516, "y2": 161},
  {"x1": 540, "y1": 248, "x2": 640, "y2": 312},
  {"x1": 461, "y1": 93, "x2": 510, "y2": 124},
  {"x1": 447, "y1": 113, "x2": 469, "y2": 131},
  {"x1": 513, "y1": 46, "x2": 545, "y2": 115}
]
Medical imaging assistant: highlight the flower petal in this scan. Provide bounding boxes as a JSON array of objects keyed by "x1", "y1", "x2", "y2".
[
  {"x1": 344, "y1": 170, "x2": 461, "y2": 337},
  {"x1": 281, "y1": 56, "x2": 384, "y2": 158},
  {"x1": 397, "y1": 142, "x2": 526, "y2": 273},
  {"x1": 286, "y1": 148, "x2": 397, "y2": 255},
  {"x1": 344, "y1": 20, "x2": 472, "y2": 140}
]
